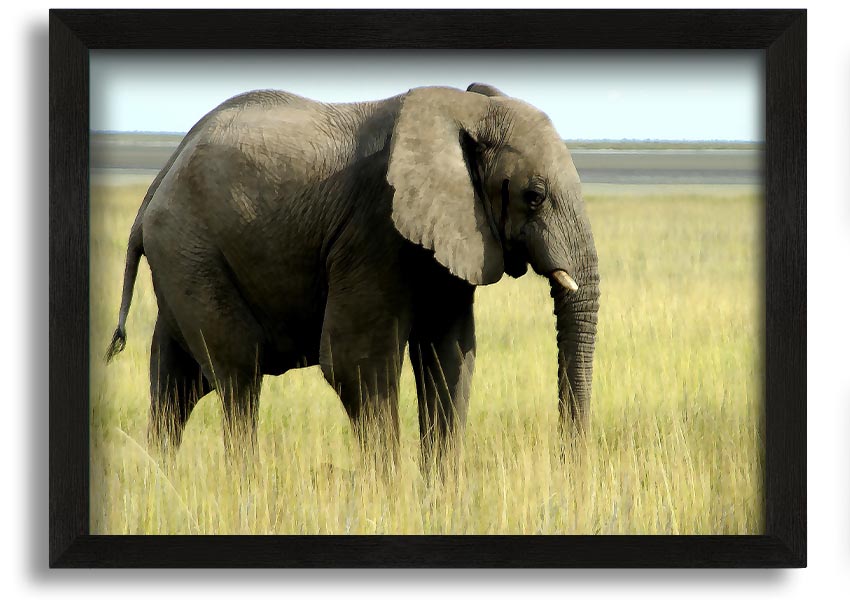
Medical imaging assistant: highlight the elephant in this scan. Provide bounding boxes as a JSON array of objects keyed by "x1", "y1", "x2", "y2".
[{"x1": 105, "y1": 82, "x2": 600, "y2": 469}]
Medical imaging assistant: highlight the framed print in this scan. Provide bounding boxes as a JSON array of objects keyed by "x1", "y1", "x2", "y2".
[{"x1": 49, "y1": 9, "x2": 805, "y2": 567}]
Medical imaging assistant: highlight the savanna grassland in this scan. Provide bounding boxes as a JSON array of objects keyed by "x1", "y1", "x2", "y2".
[{"x1": 89, "y1": 178, "x2": 763, "y2": 535}]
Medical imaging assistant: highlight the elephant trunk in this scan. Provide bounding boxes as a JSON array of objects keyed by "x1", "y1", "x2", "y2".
[{"x1": 551, "y1": 268, "x2": 599, "y2": 436}]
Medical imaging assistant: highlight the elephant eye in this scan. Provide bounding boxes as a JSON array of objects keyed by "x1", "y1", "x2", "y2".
[{"x1": 523, "y1": 189, "x2": 545, "y2": 210}]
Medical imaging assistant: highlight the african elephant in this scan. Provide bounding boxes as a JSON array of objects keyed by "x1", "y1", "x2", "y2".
[{"x1": 105, "y1": 82, "x2": 600, "y2": 468}]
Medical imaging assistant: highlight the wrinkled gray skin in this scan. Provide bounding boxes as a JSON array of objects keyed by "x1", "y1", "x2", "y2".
[{"x1": 106, "y1": 83, "x2": 599, "y2": 468}]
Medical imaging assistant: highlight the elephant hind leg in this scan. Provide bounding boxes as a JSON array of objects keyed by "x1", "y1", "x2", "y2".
[
  {"x1": 146, "y1": 243, "x2": 267, "y2": 458},
  {"x1": 149, "y1": 316, "x2": 213, "y2": 455},
  {"x1": 217, "y1": 369, "x2": 262, "y2": 457}
]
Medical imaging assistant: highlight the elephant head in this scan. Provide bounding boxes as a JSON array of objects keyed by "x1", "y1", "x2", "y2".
[{"x1": 387, "y1": 83, "x2": 600, "y2": 434}]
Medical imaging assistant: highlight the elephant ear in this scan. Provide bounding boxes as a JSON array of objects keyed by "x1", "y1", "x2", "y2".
[
  {"x1": 387, "y1": 87, "x2": 504, "y2": 285},
  {"x1": 466, "y1": 82, "x2": 507, "y2": 97}
]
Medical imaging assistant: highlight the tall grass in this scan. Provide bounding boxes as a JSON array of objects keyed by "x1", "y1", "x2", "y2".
[{"x1": 89, "y1": 180, "x2": 763, "y2": 535}]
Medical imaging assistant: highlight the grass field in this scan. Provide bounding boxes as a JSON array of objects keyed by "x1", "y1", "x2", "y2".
[{"x1": 89, "y1": 178, "x2": 763, "y2": 535}]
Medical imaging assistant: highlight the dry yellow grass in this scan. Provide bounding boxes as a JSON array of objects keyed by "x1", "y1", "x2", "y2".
[{"x1": 89, "y1": 178, "x2": 763, "y2": 535}]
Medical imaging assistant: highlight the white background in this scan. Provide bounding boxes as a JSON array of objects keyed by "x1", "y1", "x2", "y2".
[{"x1": 2, "y1": 0, "x2": 839, "y2": 596}]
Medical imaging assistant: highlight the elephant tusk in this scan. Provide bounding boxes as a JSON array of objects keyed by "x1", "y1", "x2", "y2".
[{"x1": 551, "y1": 270, "x2": 579, "y2": 292}]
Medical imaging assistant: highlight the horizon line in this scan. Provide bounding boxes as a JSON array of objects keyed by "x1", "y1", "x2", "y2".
[{"x1": 91, "y1": 130, "x2": 764, "y2": 144}]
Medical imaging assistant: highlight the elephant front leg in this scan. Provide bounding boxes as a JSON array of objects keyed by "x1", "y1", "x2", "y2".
[
  {"x1": 319, "y1": 281, "x2": 411, "y2": 477},
  {"x1": 409, "y1": 283, "x2": 475, "y2": 472},
  {"x1": 326, "y1": 361, "x2": 403, "y2": 474}
]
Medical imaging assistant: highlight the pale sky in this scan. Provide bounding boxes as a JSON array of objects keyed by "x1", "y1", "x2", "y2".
[{"x1": 90, "y1": 50, "x2": 763, "y2": 141}]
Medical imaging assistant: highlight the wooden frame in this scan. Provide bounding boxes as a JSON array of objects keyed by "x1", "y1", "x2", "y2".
[{"x1": 49, "y1": 9, "x2": 806, "y2": 567}]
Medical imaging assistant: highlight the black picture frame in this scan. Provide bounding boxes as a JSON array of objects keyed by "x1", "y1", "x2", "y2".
[{"x1": 49, "y1": 9, "x2": 806, "y2": 568}]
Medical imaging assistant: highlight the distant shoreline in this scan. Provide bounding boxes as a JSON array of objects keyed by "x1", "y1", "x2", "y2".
[
  {"x1": 91, "y1": 132, "x2": 763, "y2": 185},
  {"x1": 90, "y1": 131, "x2": 762, "y2": 152},
  {"x1": 565, "y1": 140, "x2": 762, "y2": 151}
]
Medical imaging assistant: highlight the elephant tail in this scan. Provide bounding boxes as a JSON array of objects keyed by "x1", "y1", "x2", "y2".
[{"x1": 105, "y1": 219, "x2": 144, "y2": 363}]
